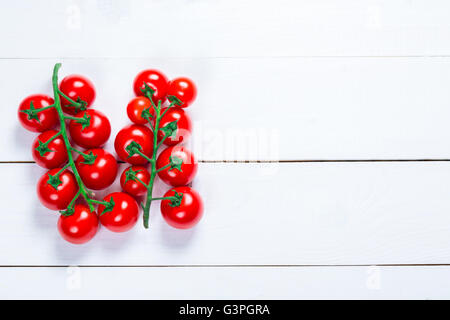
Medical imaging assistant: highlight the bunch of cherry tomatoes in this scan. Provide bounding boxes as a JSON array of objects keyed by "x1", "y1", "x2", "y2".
[
  {"x1": 17, "y1": 64, "x2": 203, "y2": 245},
  {"x1": 117, "y1": 69, "x2": 203, "y2": 229}
]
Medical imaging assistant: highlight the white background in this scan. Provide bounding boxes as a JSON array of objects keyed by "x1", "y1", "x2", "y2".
[{"x1": 1, "y1": 0, "x2": 450, "y2": 299}]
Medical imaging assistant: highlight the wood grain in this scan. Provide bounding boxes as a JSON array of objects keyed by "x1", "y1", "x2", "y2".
[
  {"x1": 4, "y1": 57, "x2": 450, "y2": 161},
  {"x1": 2, "y1": 0, "x2": 450, "y2": 58},
  {"x1": 2, "y1": 162, "x2": 450, "y2": 266},
  {"x1": 2, "y1": 266, "x2": 450, "y2": 299},
  {"x1": 2, "y1": 0, "x2": 450, "y2": 299}
]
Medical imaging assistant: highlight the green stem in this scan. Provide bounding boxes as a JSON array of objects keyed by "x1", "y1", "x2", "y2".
[
  {"x1": 63, "y1": 115, "x2": 81, "y2": 121},
  {"x1": 55, "y1": 163, "x2": 71, "y2": 176},
  {"x1": 160, "y1": 101, "x2": 176, "y2": 118},
  {"x1": 44, "y1": 130, "x2": 62, "y2": 145},
  {"x1": 135, "y1": 149, "x2": 154, "y2": 164},
  {"x1": 155, "y1": 162, "x2": 171, "y2": 173},
  {"x1": 70, "y1": 147, "x2": 86, "y2": 156},
  {"x1": 34, "y1": 104, "x2": 56, "y2": 113},
  {"x1": 142, "y1": 100, "x2": 162, "y2": 229},
  {"x1": 51, "y1": 63, "x2": 95, "y2": 212},
  {"x1": 150, "y1": 196, "x2": 177, "y2": 202},
  {"x1": 88, "y1": 199, "x2": 109, "y2": 206},
  {"x1": 67, "y1": 190, "x2": 82, "y2": 210},
  {"x1": 134, "y1": 176, "x2": 149, "y2": 189},
  {"x1": 58, "y1": 90, "x2": 82, "y2": 107}
]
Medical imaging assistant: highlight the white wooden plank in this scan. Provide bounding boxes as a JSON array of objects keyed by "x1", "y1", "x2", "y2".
[
  {"x1": 2, "y1": 162, "x2": 450, "y2": 265},
  {"x1": 2, "y1": 0, "x2": 450, "y2": 58},
  {"x1": 1, "y1": 266, "x2": 450, "y2": 299},
  {"x1": 4, "y1": 57, "x2": 450, "y2": 161}
]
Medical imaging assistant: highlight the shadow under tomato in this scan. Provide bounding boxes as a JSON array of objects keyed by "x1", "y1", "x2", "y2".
[{"x1": 158, "y1": 221, "x2": 198, "y2": 248}]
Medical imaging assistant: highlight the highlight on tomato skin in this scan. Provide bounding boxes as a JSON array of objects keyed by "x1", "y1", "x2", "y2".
[
  {"x1": 37, "y1": 169, "x2": 79, "y2": 211},
  {"x1": 127, "y1": 96, "x2": 155, "y2": 125},
  {"x1": 69, "y1": 109, "x2": 111, "y2": 149},
  {"x1": 75, "y1": 148, "x2": 118, "y2": 190},
  {"x1": 18, "y1": 94, "x2": 58, "y2": 132},
  {"x1": 59, "y1": 74, "x2": 96, "y2": 115},
  {"x1": 98, "y1": 192, "x2": 140, "y2": 233},
  {"x1": 160, "y1": 186, "x2": 204, "y2": 229},
  {"x1": 120, "y1": 165, "x2": 151, "y2": 197},
  {"x1": 157, "y1": 107, "x2": 192, "y2": 146},
  {"x1": 32, "y1": 130, "x2": 68, "y2": 169},
  {"x1": 133, "y1": 69, "x2": 169, "y2": 104},
  {"x1": 156, "y1": 146, "x2": 198, "y2": 187},
  {"x1": 114, "y1": 124, "x2": 154, "y2": 165},
  {"x1": 57, "y1": 204, "x2": 99, "y2": 245},
  {"x1": 167, "y1": 77, "x2": 197, "y2": 108}
]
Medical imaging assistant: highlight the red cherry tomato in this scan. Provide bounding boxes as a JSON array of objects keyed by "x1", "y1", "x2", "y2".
[
  {"x1": 37, "y1": 168, "x2": 79, "y2": 210},
  {"x1": 114, "y1": 124, "x2": 154, "y2": 165},
  {"x1": 59, "y1": 74, "x2": 96, "y2": 115},
  {"x1": 160, "y1": 186, "x2": 203, "y2": 229},
  {"x1": 18, "y1": 94, "x2": 58, "y2": 132},
  {"x1": 156, "y1": 146, "x2": 197, "y2": 187},
  {"x1": 167, "y1": 77, "x2": 197, "y2": 108},
  {"x1": 120, "y1": 165, "x2": 151, "y2": 197},
  {"x1": 32, "y1": 130, "x2": 68, "y2": 169},
  {"x1": 75, "y1": 149, "x2": 118, "y2": 190},
  {"x1": 98, "y1": 192, "x2": 140, "y2": 233},
  {"x1": 157, "y1": 107, "x2": 192, "y2": 146},
  {"x1": 57, "y1": 204, "x2": 99, "y2": 244},
  {"x1": 69, "y1": 109, "x2": 111, "y2": 149},
  {"x1": 126, "y1": 97, "x2": 155, "y2": 125},
  {"x1": 133, "y1": 69, "x2": 168, "y2": 104}
]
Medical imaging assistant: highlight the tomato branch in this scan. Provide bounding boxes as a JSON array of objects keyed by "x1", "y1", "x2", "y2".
[{"x1": 42, "y1": 63, "x2": 107, "y2": 213}]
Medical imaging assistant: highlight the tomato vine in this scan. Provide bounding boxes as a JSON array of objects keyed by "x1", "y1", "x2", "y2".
[
  {"x1": 124, "y1": 84, "x2": 184, "y2": 228},
  {"x1": 20, "y1": 63, "x2": 114, "y2": 216}
]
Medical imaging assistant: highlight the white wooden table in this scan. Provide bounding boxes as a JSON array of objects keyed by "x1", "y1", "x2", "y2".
[{"x1": 1, "y1": 0, "x2": 450, "y2": 299}]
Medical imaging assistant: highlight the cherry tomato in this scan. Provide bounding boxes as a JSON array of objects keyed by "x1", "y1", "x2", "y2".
[
  {"x1": 133, "y1": 69, "x2": 168, "y2": 104},
  {"x1": 156, "y1": 146, "x2": 197, "y2": 187},
  {"x1": 120, "y1": 165, "x2": 151, "y2": 197},
  {"x1": 75, "y1": 148, "x2": 118, "y2": 190},
  {"x1": 160, "y1": 186, "x2": 203, "y2": 229},
  {"x1": 57, "y1": 204, "x2": 99, "y2": 244},
  {"x1": 69, "y1": 109, "x2": 111, "y2": 149},
  {"x1": 37, "y1": 168, "x2": 79, "y2": 210},
  {"x1": 98, "y1": 192, "x2": 139, "y2": 233},
  {"x1": 126, "y1": 96, "x2": 155, "y2": 125},
  {"x1": 32, "y1": 130, "x2": 68, "y2": 169},
  {"x1": 167, "y1": 77, "x2": 197, "y2": 108},
  {"x1": 59, "y1": 74, "x2": 96, "y2": 115},
  {"x1": 157, "y1": 107, "x2": 192, "y2": 146},
  {"x1": 18, "y1": 94, "x2": 58, "y2": 132},
  {"x1": 114, "y1": 124, "x2": 154, "y2": 165}
]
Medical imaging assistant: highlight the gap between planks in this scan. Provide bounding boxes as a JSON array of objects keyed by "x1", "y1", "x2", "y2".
[
  {"x1": 2, "y1": 264, "x2": 450, "y2": 268},
  {"x1": 2, "y1": 159, "x2": 450, "y2": 164},
  {"x1": 2, "y1": 55, "x2": 450, "y2": 60}
]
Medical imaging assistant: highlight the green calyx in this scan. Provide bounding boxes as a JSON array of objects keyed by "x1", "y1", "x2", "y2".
[
  {"x1": 169, "y1": 190, "x2": 184, "y2": 207},
  {"x1": 169, "y1": 155, "x2": 183, "y2": 172},
  {"x1": 100, "y1": 197, "x2": 115, "y2": 216},
  {"x1": 124, "y1": 168, "x2": 142, "y2": 183},
  {"x1": 140, "y1": 83, "x2": 155, "y2": 98},
  {"x1": 76, "y1": 113, "x2": 91, "y2": 130},
  {"x1": 167, "y1": 95, "x2": 183, "y2": 106},
  {"x1": 47, "y1": 173, "x2": 62, "y2": 190},
  {"x1": 20, "y1": 101, "x2": 40, "y2": 121},
  {"x1": 35, "y1": 141, "x2": 54, "y2": 156},
  {"x1": 60, "y1": 207, "x2": 75, "y2": 217},
  {"x1": 68, "y1": 97, "x2": 88, "y2": 113},
  {"x1": 159, "y1": 120, "x2": 178, "y2": 139},
  {"x1": 126, "y1": 141, "x2": 143, "y2": 158},
  {"x1": 141, "y1": 107, "x2": 154, "y2": 121},
  {"x1": 81, "y1": 151, "x2": 98, "y2": 165}
]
